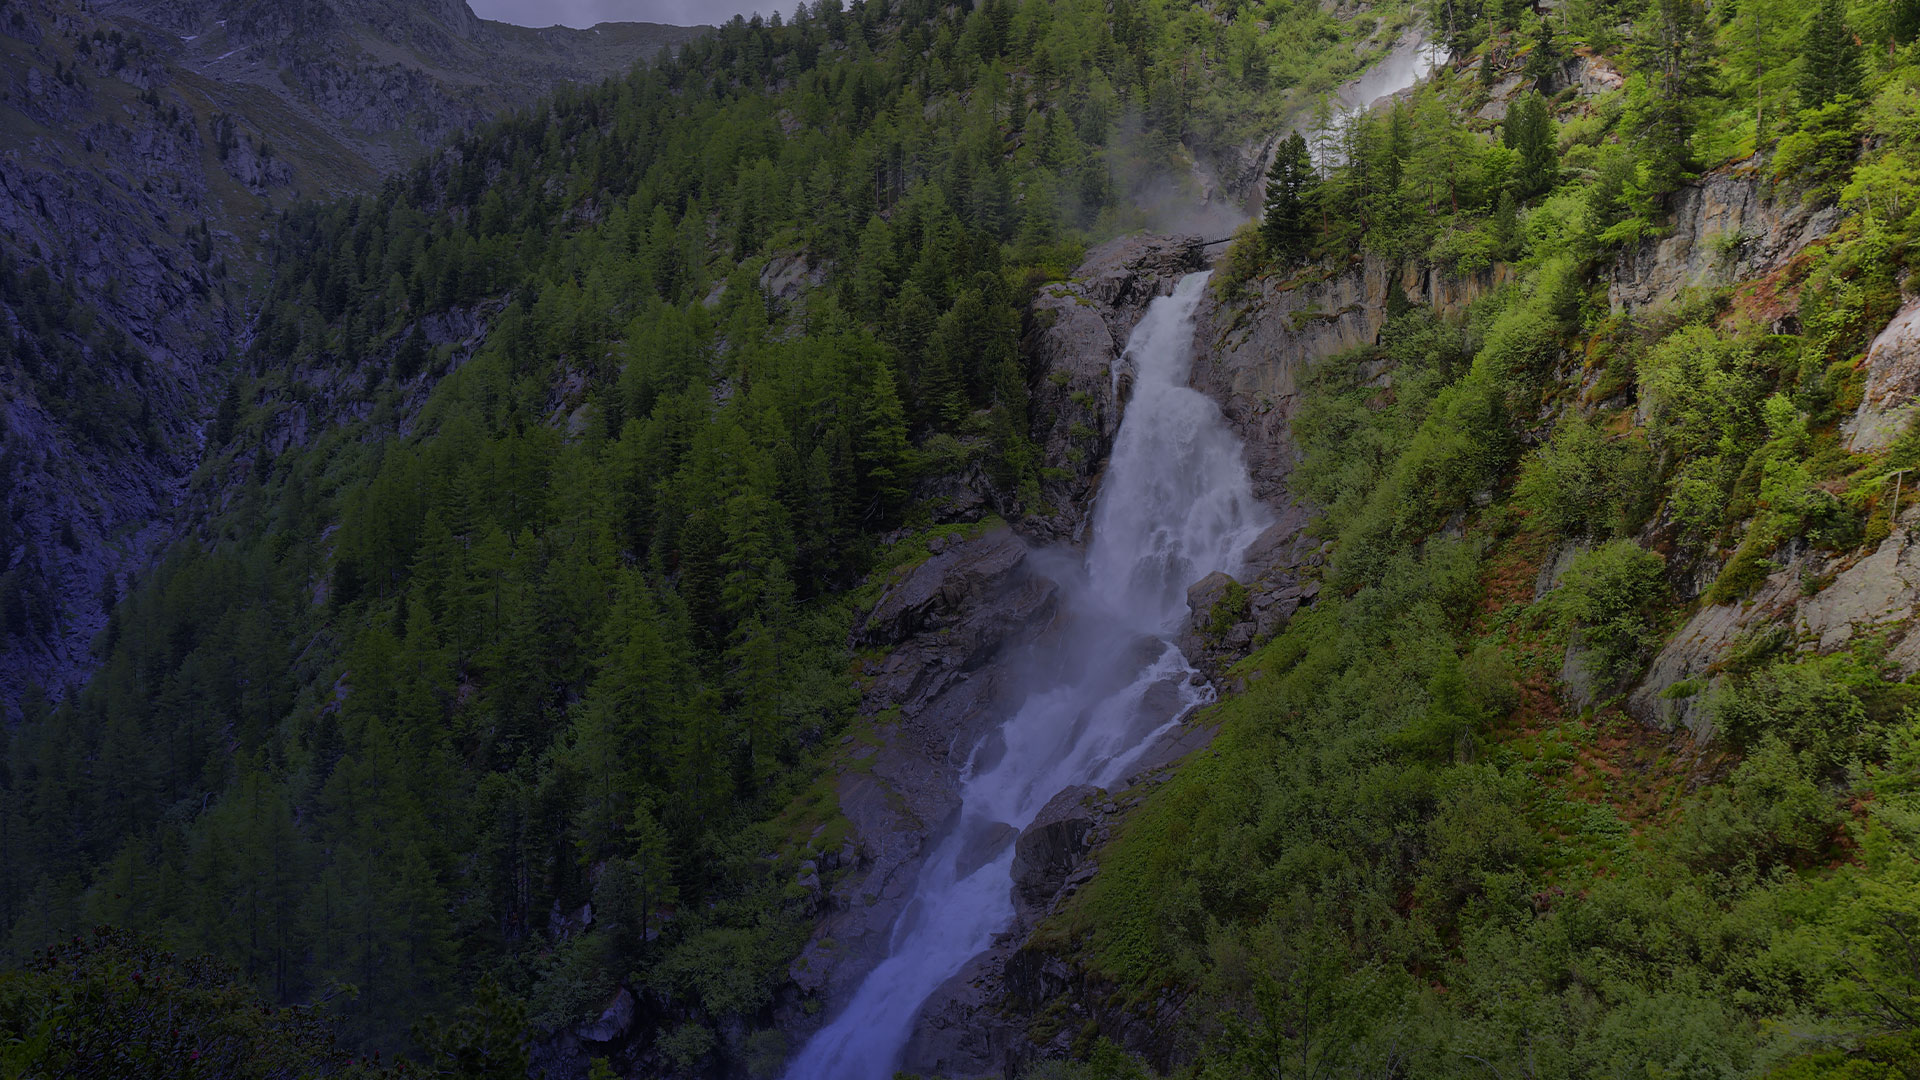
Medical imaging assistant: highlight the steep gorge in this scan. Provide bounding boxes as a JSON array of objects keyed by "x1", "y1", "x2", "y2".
[
  {"x1": 0, "y1": 0, "x2": 699, "y2": 713},
  {"x1": 19, "y1": 0, "x2": 1920, "y2": 1075}
]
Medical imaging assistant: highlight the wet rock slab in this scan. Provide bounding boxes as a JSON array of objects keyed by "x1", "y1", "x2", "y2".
[
  {"x1": 783, "y1": 528, "x2": 1064, "y2": 1040},
  {"x1": 1025, "y1": 234, "x2": 1207, "y2": 541}
]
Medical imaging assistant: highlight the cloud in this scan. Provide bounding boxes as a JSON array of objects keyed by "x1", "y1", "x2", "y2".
[{"x1": 468, "y1": 0, "x2": 777, "y2": 28}]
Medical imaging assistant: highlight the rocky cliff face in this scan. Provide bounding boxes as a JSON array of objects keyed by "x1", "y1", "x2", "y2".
[
  {"x1": 0, "y1": 0, "x2": 701, "y2": 713},
  {"x1": 1192, "y1": 254, "x2": 1509, "y2": 508},
  {"x1": 1629, "y1": 508, "x2": 1920, "y2": 741},
  {"x1": 1024, "y1": 233, "x2": 1207, "y2": 541},
  {"x1": 1608, "y1": 158, "x2": 1841, "y2": 316},
  {"x1": 1846, "y1": 299, "x2": 1920, "y2": 453}
]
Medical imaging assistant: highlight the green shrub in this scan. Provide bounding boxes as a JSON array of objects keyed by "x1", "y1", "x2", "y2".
[
  {"x1": 1515, "y1": 415, "x2": 1654, "y2": 538},
  {"x1": 1207, "y1": 579, "x2": 1251, "y2": 640},
  {"x1": 1709, "y1": 657, "x2": 1877, "y2": 774},
  {"x1": 1549, "y1": 540, "x2": 1667, "y2": 685},
  {"x1": 1214, "y1": 223, "x2": 1269, "y2": 303},
  {"x1": 0, "y1": 928, "x2": 392, "y2": 1079},
  {"x1": 1667, "y1": 739, "x2": 1843, "y2": 873},
  {"x1": 1773, "y1": 101, "x2": 1866, "y2": 198},
  {"x1": 1706, "y1": 539, "x2": 1777, "y2": 603}
]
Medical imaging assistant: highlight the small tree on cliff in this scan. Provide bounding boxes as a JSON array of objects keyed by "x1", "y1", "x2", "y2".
[{"x1": 1262, "y1": 131, "x2": 1318, "y2": 265}]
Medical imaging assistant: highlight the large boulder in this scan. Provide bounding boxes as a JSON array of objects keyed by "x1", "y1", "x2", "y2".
[
  {"x1": 858, "y1": 530, "x2": 1059, "y2": 721},
  {"x1": 1011, "y1": 785, "x2": 1104, "y2": 910}
]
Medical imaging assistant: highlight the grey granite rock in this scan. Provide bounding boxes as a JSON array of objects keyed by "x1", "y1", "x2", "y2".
[
  {"x1": 1846, "y1": 300, "x2": 1920, "y2": 452},
  {"x1": 1608, "y1": 159, "x2": 1841, "y2": 316}
]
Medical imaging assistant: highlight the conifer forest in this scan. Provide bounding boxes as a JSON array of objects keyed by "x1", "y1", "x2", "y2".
[{"x1": 9, "y1": 0, "x2": 1920, "y2": 1076}]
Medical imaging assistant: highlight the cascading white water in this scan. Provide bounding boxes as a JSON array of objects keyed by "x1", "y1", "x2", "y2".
[
  {"x1": 784, "y1": 272, "x2": 1270, "y2": 1080},
  {"x1": 1299, "y1": 31, "x2": 1442, "y2": 169}
]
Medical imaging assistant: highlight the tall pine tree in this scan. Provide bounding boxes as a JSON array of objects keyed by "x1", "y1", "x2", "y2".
[{"x1": 1503, "y1": 93, "x2": 1559, "y2": 198}]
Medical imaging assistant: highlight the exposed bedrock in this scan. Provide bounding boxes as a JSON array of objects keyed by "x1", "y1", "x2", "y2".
[
  {"x1": 1025, "y1": 233, "x2": 1207, "y2": 542},
  {"x1": 1191, "y1": 252, "x2": 1508, "y2": 510},
  {"x1": 1608, "y1": 158, "x2": 1841, "y2": 316},
  {"x1": 781, "y1": 529, "x2": 1060, "y2": 1037},
  {"x1": 1847, "y1": 299, "x2": 1920, "y2": 453},
  {"x1": 1629, "y1": 508, "x2": 1920, "y2": 742}
]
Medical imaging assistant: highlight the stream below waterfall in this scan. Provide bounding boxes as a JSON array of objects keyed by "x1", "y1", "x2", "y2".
[{"x1": 784, "y1": 272, "x2": 1271, "y2": 1079}]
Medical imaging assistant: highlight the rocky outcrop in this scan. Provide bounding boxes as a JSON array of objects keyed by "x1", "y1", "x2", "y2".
[
  {"x1": 1026, "y1": 234, "x2": 1206, "y2": 540},
  {"x1": 858, "y1": 530, "x2": 1060, "y2": 720},
  {"x1": 1175, "y1": 525, "x2": 1327, "y2": 681},
  {"x1": 1608, "y1": 159, "x2": 1841, "y2": 315},
  {"x1": 1799, "y1": 520, "x2": 1920, "y2": 671},
  {"x1": 1011, "y1": 785, "x2": 1102, "y2": 910},
  {"x1": 1846, "y1": 300, "x2": 1920, "y2": 452},
  {"x1": 1192, "y1": 253, "x2": 1508, "y2": 511},
  {"x1": 574, "y1": 985, "x2": 635, "y2": 1044},
  {"x1": 784, "y1": 529, "x2": 1064, "y2": 1044},
  {"x1": 1628, "y1": 510, "x2": 1920, "y2": 740}
]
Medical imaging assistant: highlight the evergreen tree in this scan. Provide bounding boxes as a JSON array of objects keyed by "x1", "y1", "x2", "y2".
[
  {"x1": 1798, "y1": 0, "x2": 1864, "y2": 109},
  {"x1": 626, "y1": 800, "x2": 677, "y2": 941},
  {"x1": 857, "y1": 364, "x2": 912, "y2": 516},
  {"x1": 1523, "y1": 16, "x2": 1560, "y2": 87},
  {"x1": 212, "y1": 381, "x2": 242, "y2": 445},
  {"x1": 1261, "y1": 131, "x2": 1318, "y2": 264},
  {"x1": 1631, "y1": 0, "x2": 1711, "y2": 195},
  {"x1": 1897, "y1": 0, "x2": 1920, "y2": 45},
  {"x1": 1503, "y1": 92, "x2": 1558, "y2": 198}
]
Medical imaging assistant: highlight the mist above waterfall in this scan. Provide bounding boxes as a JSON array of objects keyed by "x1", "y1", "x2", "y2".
[{"x1": 784, "y1": 273, "x2": 1269, "y2": 1079}]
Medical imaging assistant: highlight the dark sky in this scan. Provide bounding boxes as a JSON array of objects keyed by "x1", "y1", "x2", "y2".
[{"x1": 469, "y1": 0, "x2": 775, "y2": 28}]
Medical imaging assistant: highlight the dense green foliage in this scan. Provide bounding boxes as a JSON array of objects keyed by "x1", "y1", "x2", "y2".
[
  {"x1": 1, "y1": 0, "x2": 1416, "y2": 1072},
  {"x1": 21, "y1": 0, "x2": 1920, "y2": 1072},
  {"x1": 0, "y1": 927, "x2": 394, "y2": 1079},
  {"x1": 1044, "y1": 0, "x2": 1920, "y2": 1075}
]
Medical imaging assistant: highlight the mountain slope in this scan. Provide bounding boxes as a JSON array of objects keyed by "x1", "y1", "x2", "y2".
[
  {"x1": 19, "y1": 0, "x2": 1920, "y2": 1077},
  {"x1": 0, "y1": 0, "x2": 701, "y2": 714}
]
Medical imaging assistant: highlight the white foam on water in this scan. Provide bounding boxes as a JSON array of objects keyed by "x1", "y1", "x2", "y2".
[{"x1": 784, "y1": 272, "x2": 1270, "y2": 1080}]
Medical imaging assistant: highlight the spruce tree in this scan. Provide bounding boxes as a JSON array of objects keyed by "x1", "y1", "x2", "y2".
[
  {"x1": 1797, "y1": 0, "x2": 1863, "y2": 109},
  {"x1": 1896, "y1": 0, "x2": 1920, "y2": 45},
  {"x1": 1633, "y1": 0, "x2": 1711, "y2": 194},
  {"x1": 1261, "y1": 131, "x2": 1318, "y2": 264},
  {"x1": 1503, "y1": 93, "x2": 1559, "y2": 198},
  {"x1": 1523, "y1": 17, "x2": 1560, "y2": 87}
]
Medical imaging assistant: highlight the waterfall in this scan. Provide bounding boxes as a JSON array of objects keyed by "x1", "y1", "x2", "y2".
[{"x1": 784, "y1": 271, "x2": 1270, "y2": 1080}]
